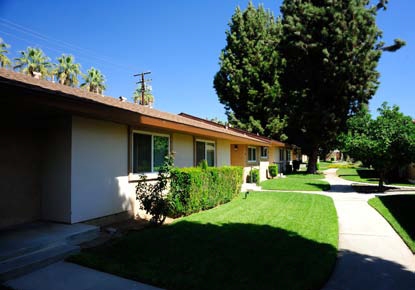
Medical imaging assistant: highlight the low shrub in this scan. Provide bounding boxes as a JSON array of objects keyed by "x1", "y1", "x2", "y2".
[
  {"x1": 328, "y1": 163, "x2": 359, "y2": 169},
  {"x1": 136, "y1": 155, "x2": 174, "y2": 225},
  {"x1": 268, "y1": 164, "x2": 278, "y2": 178},
  {"x1": 168, "y1": 166, "x2": 243, "y2": 217},
  {"x1": 248, "y1": 168, "x2": 260, "y2": 184},
  {"x1": 292, "y1": 160, "x2": 300, "y2": 172}
]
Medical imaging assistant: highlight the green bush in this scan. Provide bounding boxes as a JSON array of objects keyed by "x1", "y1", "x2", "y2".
[
  {"x1": 268, "y1": 164, "x2": 278, "y2": 178},
  {"x1": 136, "y1": 154, "x2": 174, "y2": 225},
  {"x1": 168, "y1": 166, "x2": 243, "y2": 217},
  {"x1": 250, "y1": 168, "x2": 259, "y2": 184}
]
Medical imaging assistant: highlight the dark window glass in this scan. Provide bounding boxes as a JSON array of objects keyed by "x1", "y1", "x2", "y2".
[
  {"x1": 206, "y1": 142, "x2": 215, "y2": 166},
  {"x1": 196, "y1": 141, "x2": 205, "y2": 166},
  {"x1": 133, "y1": 133, "x2": 152, "y2": 173},
  {"x1": 248, "y1": 147, "x2": 257, "y2": 162}
]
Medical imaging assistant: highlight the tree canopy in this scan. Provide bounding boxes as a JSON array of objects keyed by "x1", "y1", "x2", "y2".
[
  {"x1": 214, "y1": 0, "x2": 405, "y2": 173},
  {"x1": 81, "y1": 67, "x2": 106, "y2": 94},
  {"x1": 54, "y1": 54, "x2": 81, "y2": 87},
  {"x1": 13, "y1": 47, "x2": 52, "y2": 79},
  {"x1": 133, "y1": 84, "x2": 154, "y2": 106},
  {"x1": 0, "y1": 38, "x2": 12, "y2": 68},
  {"x1": 340, "y1": 103, "x2": 415, "y2": 189},
  {"x1": 213, "y1": 2, "x2": 286, "y2": 140}
]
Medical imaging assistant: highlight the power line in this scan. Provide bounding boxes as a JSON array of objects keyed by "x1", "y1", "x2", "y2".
[{"x1": 0, "y1": 17, "x2": 136, "y2": 72}]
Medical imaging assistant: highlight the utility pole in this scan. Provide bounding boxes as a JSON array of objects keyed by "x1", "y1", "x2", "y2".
[{"x1": 133, "y1": 71, "x2": 151, "y2": 105}]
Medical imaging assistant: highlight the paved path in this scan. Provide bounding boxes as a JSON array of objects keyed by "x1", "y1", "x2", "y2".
[
  {"x1": 322, "y1": 168, "x2": 415, "y2": 290},
  {"x1": 4, "y1": 261, "x2": 163, "y2": 290}
]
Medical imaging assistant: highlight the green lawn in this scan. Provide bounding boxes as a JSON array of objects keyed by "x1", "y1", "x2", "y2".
[
  {"x1": 318, "y1": 161, "x2": 332, "y2": 171},
  {"x1": 261, "y1": 173, "x2": 330, "y2": 191},
  {"x1": 337, "y1": 168, "x2": 415, "y2": 187},
  {"x1": 69, "y1": 192, "x2": 338, "y2": 290},
  {"x1": 369, "y1": 195, "x2": 415, "y2": 253}
]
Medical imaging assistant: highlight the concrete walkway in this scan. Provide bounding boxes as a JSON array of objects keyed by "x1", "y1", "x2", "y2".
[
  {"x1": 4, "y1": 261, "x2": 163, "y2": 290},
  {"x1": 322, "y1": 168, "x2": 415, "y2": 290}
]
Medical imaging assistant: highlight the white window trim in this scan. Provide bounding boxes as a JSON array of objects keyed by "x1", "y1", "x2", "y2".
[
  {"x1": 131, "y1": 130, "x2": 170, "y2": 174},
  {"x1": 260, "y1": 146, "x2": 269, "y2": 159},
  {"x1": 248, "y1": 146, "x2": 257, "y2": 163},
  {"x1": 195, "y1": 139, "x2": 216, "y2": 166}
]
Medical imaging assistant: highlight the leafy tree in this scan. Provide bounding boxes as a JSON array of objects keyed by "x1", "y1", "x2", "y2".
[
  {"x1": 340, "y1": 103, "x2": 415, "y2": 190},
  {"x1": 81, "y1": 67, "x2": 106, "y2": 94},
  {"x1": 54, "y1": 54, "x2": 81, "y2": 86},
  {"x1": 0, "y1": 38, "x2": 12, "y2": 68},
  {"x1": 133, "y1": 84, "x2": 154, "y2": 106},
  {"x1": 213, "y1": 2, "x2": 286, "y2": 140},
  {"x1": 13, "y1": 47, "x2": 52, "y2": 78},
  {"x1": 279, "y1": 0, "x2": 405, "y2": 173}
]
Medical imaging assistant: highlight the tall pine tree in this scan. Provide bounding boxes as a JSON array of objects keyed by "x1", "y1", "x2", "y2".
[
  {"x1": 279, "y1": 0, "x2": 404, "y2": 173},
  {"x1": 214, "y1": 2, "x2": 286, "y2": 139}
]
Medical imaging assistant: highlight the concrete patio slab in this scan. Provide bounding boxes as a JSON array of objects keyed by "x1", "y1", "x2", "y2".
[{"x1": 4, "y1": 261, "x2": 163, "y2": 290}]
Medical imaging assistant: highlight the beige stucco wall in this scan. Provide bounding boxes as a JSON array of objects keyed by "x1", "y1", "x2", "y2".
[
  {"x1": 231, "y1": 144, "x2": 246, "y2": 167},
  {"x1": 172, "y1": 133, "x2": 193, "y2": 167},
  {"x1": 71, "y1": 116, "x2": 134, "y2": 223},
  {"x1": 217, "y1": 139, "x2": 231, "y2": 166},
  {"x1": 41, "y1": 116, "x2": 72, "y2": 223},
  {"x1": 0, "y1": 124, "x2": 42, "y2": 229}
]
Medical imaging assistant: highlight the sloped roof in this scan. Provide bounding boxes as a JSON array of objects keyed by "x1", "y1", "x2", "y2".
[
  {"x1": 0, "y1": 68, "x2": 275, "y2": 145},
  {"x1": 178, "y1": 113, "x2": 287, "y2": 147}
]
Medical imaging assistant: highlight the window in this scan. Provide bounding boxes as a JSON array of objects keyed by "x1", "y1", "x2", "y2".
[
  {"x1": 260, "y1": 146, "x2": 269, "y2": 159},
  {"x1": 286, "y1": 149, "x2": 292, "y2": 161},
  {"x1": 279, "y1": 148, "x2": 285, "y2": 161},
  {"x1": 248, "y1": 146, "x2": 257, "y2": 163},
  {"x1": 196, "y1": 140, "x2": 215, "y2": 166},
  {"x1": 132, "y1": 132, "x2": 169, "y2": 173}
]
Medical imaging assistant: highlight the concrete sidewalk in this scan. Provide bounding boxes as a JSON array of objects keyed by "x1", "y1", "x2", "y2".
[
  {"x1": 322, "y1": 169, "x2": 415, "y2": 290},
  {"x1": 4, "y1": 261, "x2": 163, "y2": 290}
]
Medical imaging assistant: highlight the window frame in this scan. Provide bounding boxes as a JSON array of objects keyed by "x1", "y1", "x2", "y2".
[
  {"x1": 195, "y1": 139, "x2": 216, "y2": 167},
  {"x1": 279, "y1": 148, "x2": 285, "y2": 161},
  {"x1": 248, "y1": 146, "x2": 257, "y2": 163},
  {"x1": 260, "y1": 146, "x2": 269, "y2": 159},
  {"x1": 131, "y1": 130, "x2": 170, "y2": 174}
]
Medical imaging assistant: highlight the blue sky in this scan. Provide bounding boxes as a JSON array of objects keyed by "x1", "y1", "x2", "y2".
[{"x1": 0, "y1": 0, "x2": 413, "y2": 120}]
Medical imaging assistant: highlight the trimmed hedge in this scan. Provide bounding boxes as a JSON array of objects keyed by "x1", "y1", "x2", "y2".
[
  {"x1": 168, "y1": 166, "x2": 243, "y2": 217},
  {"x1": 247, "y1": 168, "x2": 259, "y2": 184},
  {"x1": 268, "y1": 164, "x2": 278, "y2": 178}
]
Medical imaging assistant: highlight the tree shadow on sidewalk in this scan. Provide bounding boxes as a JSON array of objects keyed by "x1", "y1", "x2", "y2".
[
  {"x1": 322, "y1": 249, "x2": 415, "y2": 290},
  {"x1": 327, "y1": 184, "x2": 356, "y2": 193}
]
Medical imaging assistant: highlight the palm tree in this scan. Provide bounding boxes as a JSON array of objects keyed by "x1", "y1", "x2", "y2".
[
  {"x1": 80, "y1": 67, "x2": 106, "y2": 94},
  {"x1": 133, "y1": 84, "x2": 154, "y2": 106},
  {"x1": 54, "y1": 54, "x2": 81, "y2": 86},
  {"x1": 13, "y1": 47, "x2": 52, "y2": 78},
  {"x1": 0, "y1": 38, "x2": 12, "y2": 68}
]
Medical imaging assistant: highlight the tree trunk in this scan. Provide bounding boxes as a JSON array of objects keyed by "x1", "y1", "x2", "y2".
[
  {"x1": 378, "y1": 171, "x2": 384, "y2": 191},
  {"x1": 307, "y1": 147, "x2": 319, "y2": 174}
]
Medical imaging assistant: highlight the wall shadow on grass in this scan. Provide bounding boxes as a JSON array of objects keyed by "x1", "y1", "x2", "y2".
[
  {"x1": 322, "y1": 249, "x2": 415, "y2": 290},
  {"x1": 69, "y1": 221, "x2": 337, "y2": 290}
]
